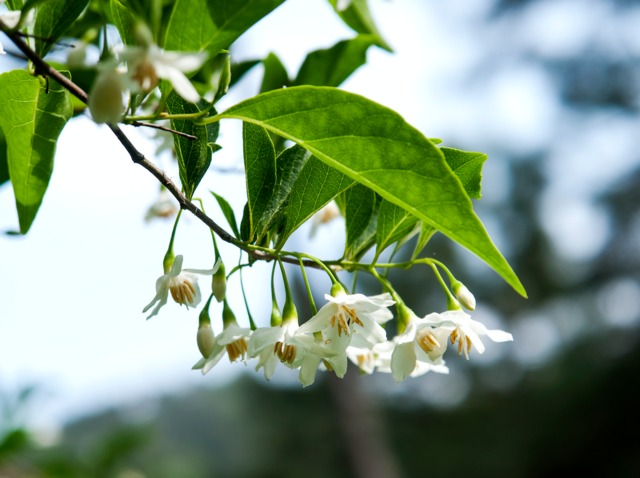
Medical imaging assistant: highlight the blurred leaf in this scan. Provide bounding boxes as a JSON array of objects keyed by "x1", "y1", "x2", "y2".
[
  {"x1": 0, "y1": 70, "x2": 72, "y2": 233},
  {"x1": 166, "y1": 92, "x2": 212, "y2": 199},
  {"x1": 110, "y1": 0, "x2": 138, "y2": 45},
  {"x1": 5, "y1": 0, "x2": 24, "y2": 9},
  {"x1": 260, "y1": 52, "x2": 288, "y2": 93},
  {"x1": 441, "y1": 147, "x2": 487, "y2": 200},
  {"x1": 343, "y1": 184, "x2": 380, "y2": 260},
  {"x1": 294, "y1": 34, "x2": 377, "y2": 87},
  {"x1": 278, "y1": 157, "x2": 353, "y2": 246},
  {"x1": 211, "y1": 191, "x2": 240, "y2": 239},
  {"x1": 164, "y1": 0, "x2": 285, "y2": 53},
  {"x1": 217, "y1": 86, "x2": 526, "y2": 296},
  {"x1": 328, "y1": 0, "x2": 391, "y2": 52},
  {"x1": 34, "y1": 0, "x2": 89, "y2": 57}
]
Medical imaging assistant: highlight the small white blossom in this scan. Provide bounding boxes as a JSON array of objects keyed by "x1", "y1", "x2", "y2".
[
  {"x1": 88, "y1": 65, "x2": 127, "y2": 123},
  {"x1": 249, "y1": 319, "x2": 302, "y2": 380},
  {"x1": 118, "y1": 43, "x2": 206, "y2": 103},
  {"x1": 192, "y1": 322, "x2": 252, "y2": 374},
  {"x1": 297, "y1": 290, "x2": 395, "y2": 350},
  {"x1": 143, "y1": 255, "x2": 219, "y2": 319},
  {"x1": 421, "y1": 309, "x2": 513, "y2": 359},
  {"x1": 144, "y1": 189, "x2": 178, "y2": 222},
  {"x1": 346, "y1": 340, "x2": 395, "y2": 375},
  {"x1": 309, "y1": 201, "x2": 341, "y2": 238}
]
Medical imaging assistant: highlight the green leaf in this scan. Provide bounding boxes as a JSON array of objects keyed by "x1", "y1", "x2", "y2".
[
  {"x1": 34, "y1": 0, "x2": 89, "y2": 57},
  {"x1": 216, "y1": 86, "x2": 525, "y2": 296},
  {"x1": 294, "y1": 35, "x2": 377, "y2": 87},
  {"x1": 328, "y1": 0, "x2": 391, "y2": 52},
  {"x1": 343, "y1": 184, "x2": 380, "y2": 261},
  {"x1": 5, "y1": 0, "x2": 24, "y2": 10},
  {"x1": 412, "y1": 223, "x2": 436, "y2": 260},
  {"x1": 242, "y1": 122, "x2": 276, "y2": 241},
  {"x1": 0, "y1": 70, "x2": 72, "y2": 233},
  {"x1": 441, "y1": 147, "x2": 487, "y2": 200},
  {"x1": 375, "y1": 200, "x2": 418, "y2": 257},
  {"x1": 110, "y1": 0, "x2": 138, "y2": 46},
  {"x1": 0, "y1": 129, "x2": 9, "y2": 187},
  {"x1": 278, "y1": 157, "x2": 353, "y2": 246},
  {"x1": 164, "y1": 0, "x2": 285, "y2": 53},
  {"x1": 260, "y1": 52, "x2": 289, "y2": 93},
  {"x1": 211, "y1": 191, "x2": 240, "y2": 239},
  {"x1": 166, "y1": 92, "x2": 212, "y2": 200},
  {"x1": 255, "y1": 144, "x2": 310, "y2": 242}
]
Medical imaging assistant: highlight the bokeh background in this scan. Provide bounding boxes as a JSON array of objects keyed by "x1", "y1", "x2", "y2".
[{"x1": 2, "y1": 0, "x2": 640, "y2": 476}]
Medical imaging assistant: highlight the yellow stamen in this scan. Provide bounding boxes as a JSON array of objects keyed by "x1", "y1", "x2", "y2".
[
  {"x1": 170, "y1": 280, "x2": 196, "y2": 305},
  {"x1": 274, "y1": 341, "x2": 297, "y2": 364},
  {"x1": 417, "y1": 331, "x2": 441, "y2": 354},
  {"x1": 226, "y1": 338, "x2": 247, "y2": 362}
]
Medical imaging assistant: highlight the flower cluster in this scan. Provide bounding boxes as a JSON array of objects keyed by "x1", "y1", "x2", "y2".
[{"x1": 144, "y1": 261, "x2": 514, "y2": 386}]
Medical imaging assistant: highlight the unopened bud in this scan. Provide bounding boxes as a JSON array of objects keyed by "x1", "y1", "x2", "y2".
[
  {"x1": 222, "y1": 300, "x2": 236, "y2": 327},
  {"x1": 211, "y1": 263, "x2": 226, "y2": 302},
  {"x1": 282, "y1": 297, "x2": 298, "y2": 323},
  {"x1": 89, "y1": 68, "x2": 125, "y2": 123},
  {"x1": 197, "y1": 323, "x2": 215, "y2": 357},
  {"x1": 271, "y1": 301, "x2": 283, "y2": 327},
  {"x1": 330, "y1": 282, "x2": 346, "y2": 298},
  {"x1": 453, "y1": 281, "x2": 476, "y2": 311}
]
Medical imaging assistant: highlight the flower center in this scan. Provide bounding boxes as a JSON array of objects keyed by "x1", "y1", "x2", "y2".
[
  {"x1": 226, "y1": 338, "x2": 248, "y2": 362},
  {"x1": 417, "y1": 330, "x2": 441, "y2": 354},
  {"x1": 274, "y1": 341, "x2": 297, "y2": 364},
  {"x1": 170, "y1": 279, "x2": 196, "y2": 305},
  {"x1": 133, "y1": 59, "x2": 158, "y2": 92},
  {"x1": 330, "y1": 305, "x2": 363, "y2": 336},
  {"x1": 449, "y1": 329, "x2": 473, "y2": 359}
]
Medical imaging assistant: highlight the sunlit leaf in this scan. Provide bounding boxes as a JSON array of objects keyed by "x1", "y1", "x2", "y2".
[
  {"x1": 328, "y1": 0, "x2": 391, "y2": 52},
  {"x1": 441, "y1": 147, "x2": 487, "y2": 200},
  {"x1": 0, "y1": 70, "x2": 72, "y2": 233},
  {"x1": 375, "y1": 200, "x2": 418, "y2": 257},
  {"x1": 294, "y1": 34, "x2": 377, "y2": 87},
  {"x1": 215, "y1": 86, "x2": 525, "y2": 296},
  {"x1": 164, "y1": 0, "x2": 285, "y2": 53},
  {"x1": 343, "y1": 184, "x2": 380, "y2": 261}
]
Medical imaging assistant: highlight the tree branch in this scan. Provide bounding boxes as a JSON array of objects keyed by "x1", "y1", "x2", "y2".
[{"x1": 0, "y1": 21, "x2": 327, "y2": 270}]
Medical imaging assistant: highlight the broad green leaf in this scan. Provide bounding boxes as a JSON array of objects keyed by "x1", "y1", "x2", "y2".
[
  {"x1": 242, "y1": 122, "x2": 276, "y2": 241},
  {"x1": 343, "y1": 184, "x2": 380, "y2": 261},
  {"x1": 260, "y1": 52, "x2": 288, "y2": 93},
  {"x1": 328, "y1": 0, "x2": 391, "y2": 52},
  {"x1": 34, "y1": 0, "x2": 89, "y2": 57},
  {"x1": 211, "y1": 191, "x2": 240, "y2": 239},
  {"x1": 164, "y1": 0, "x2": 285, "y2": 53},
  {"x1": 375, "y1": 200, "x2": 418, "y2": 257},
  {"x1": 278, "y1": 156, "x2": 353, "y2": 246},
  {"x1": 0, "y1": 129, "x2": 9, "y2": 186},
  {"x1": 0, "y1": 70, "x2": 72, "y2": 233},
  {"x1": 441, "y1": 147, "x2": 487, "y2": 200},
  {"x1": 166, "y1": 92, "x2": 212, "y2": 199},
  {"x1": 294, "y1": 35, "x2": 377, "y2": 87},
  {"x1": 216, "y1": 86, "x2": 526, "y2": 296},
  {"x1": 254, "y1": 144, "x2": 310, "y2": 242}
]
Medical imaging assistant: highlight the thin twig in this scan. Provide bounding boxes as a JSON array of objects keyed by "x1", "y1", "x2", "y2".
[
  {"x1": 0, "y1": 21, "x2": 327, "y2": 271},
  {"x1": 130, "y1": 120, "x2": 197, "y2": 140}
]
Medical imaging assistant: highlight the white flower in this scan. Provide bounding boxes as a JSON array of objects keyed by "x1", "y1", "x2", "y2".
[
  {"x1": 89, "y1": 65, "x2": 127, "y2": 123},
  {"x1": 390, "y1": 316, "x2": 450, "y2": 382},
  {"x1": 249, "y1": 319, "x2": 302, "y2": 380},
  {"x1": 309, "y1": 201, "x2": 341, "y2": 238},
  {"x1": 346, "y1": 340, "x2": 395, "y2": 375},
  {"x1": 144, "y1": 189, "x2": 178, "y2": 222},
  {"x1": 142, "y1": 255, "x2": 220, "y2": 319},
  {"x1": 192, "y1": 322, "x2": 252, "y2": 374},
  {"x1": 421, "y1": 309, "x2": 514, "y2": 359},
  {"x1": 297, "y1": 290, "x2": 395, "y2": 350},
  {"x1": 0, "y1": 1, "x2": 32, "y2": 55},
  {"x1": 118, "y1": 43, "x2": 206, "y2": 103}
]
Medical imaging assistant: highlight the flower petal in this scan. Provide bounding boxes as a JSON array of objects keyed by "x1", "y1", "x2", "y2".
[
  {"x1": 391, "y1": 342, "x2": 417, "y2": 382},
  {"x1": 156, "y1": 64, "x2": 200, "y2": 103}
]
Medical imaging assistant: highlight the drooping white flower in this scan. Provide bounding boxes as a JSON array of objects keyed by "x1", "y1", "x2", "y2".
[
  {"x1": 390, "y1": 316, "x2": 450, "y2": 382},
  {"x1": 297, "y1": 290, "x2": 395, "y2": 350},
  {"x1": 117, "y1": 43, "x2": 206, "y2": 103},
  {"x1": 421, "y1": 309, "x2": 514, "y2": 359},
  {"x1": 346, "y1": 340, "x2": 395, "y2": 375},
  {"x1": 309, "y1": 201, "x2": 341, "y2": 239},
  {"x1": 249, "y1": 319, "x2": 302, "y2": 380},
  {"x1": 144, "y1": 189, "x2": 178, "y2": 222},
  {"x1": 88, "y1": 65, "x2": 127, "y2": 123},
  {"x1": 192, "y1": 322, "x2": 252, "y2": 374},
  {"x1": 143, "y1": 255, "x2": 220, "y2": 319}
]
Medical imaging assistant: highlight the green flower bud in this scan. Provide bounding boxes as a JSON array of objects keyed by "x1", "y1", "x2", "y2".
[
  {"x1": 330, "y1": 282, "x2": 346, "y2": 298},
  {"x1": 197, "y1": 323, "x2": 215, "y2": 357},
  {"x1": 211, "y1": 263, "x2": 226, "y2": 302},
  {"x1": 88, "y1": 68, "x2": 125, "y2": 124},
  {"x1": 452, "y1": 281, "x2": 476, "y2": 311}
]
